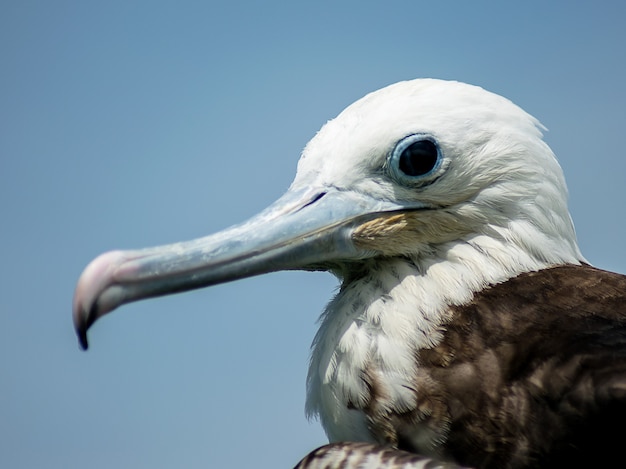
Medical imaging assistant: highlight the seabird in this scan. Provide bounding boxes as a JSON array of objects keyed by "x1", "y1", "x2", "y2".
[{"x1": 73, "y1": 79, "x2": 626, "y2": 468}]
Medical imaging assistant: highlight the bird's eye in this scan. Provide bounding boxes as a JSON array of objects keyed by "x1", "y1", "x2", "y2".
[
  {"x1": 399, "y1": 140, "x2": 438, "y2": 176},
  {"x1": 390, "y1": 135, "x2": 442, "y2": 181}
]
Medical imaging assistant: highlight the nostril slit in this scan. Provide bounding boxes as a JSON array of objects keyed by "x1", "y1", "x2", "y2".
[
  {"x1": 309, "y1": 192, "x2": 327, "y2": 204},
  {"x1": 299, "y1": 192, "x2": 327, "y2": 211}
]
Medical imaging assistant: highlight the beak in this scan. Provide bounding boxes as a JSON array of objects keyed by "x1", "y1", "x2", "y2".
[{"x1": 72, "y1": 186, "x2": 412, "y2": 349}]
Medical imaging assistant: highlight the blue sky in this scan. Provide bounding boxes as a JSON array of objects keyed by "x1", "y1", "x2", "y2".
[{"x1": 2, "y1": 2, "x2": 626, "y2": 468}]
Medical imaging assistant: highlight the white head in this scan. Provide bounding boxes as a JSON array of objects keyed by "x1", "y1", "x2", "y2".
[{"x1": 294, "y1": 79, "x2": 582, "y2": 268}]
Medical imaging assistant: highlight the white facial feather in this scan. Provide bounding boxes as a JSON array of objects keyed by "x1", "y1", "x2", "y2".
[{"x1": 297, "y1": 79, "x2": 584, "y2": 446}]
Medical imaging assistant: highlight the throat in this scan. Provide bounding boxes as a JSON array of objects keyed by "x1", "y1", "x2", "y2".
[{"x1": 306, "y1": 257, "x2": 454, "y2": 445}]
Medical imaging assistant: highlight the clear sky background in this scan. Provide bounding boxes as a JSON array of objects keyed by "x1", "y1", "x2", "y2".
[{"x1": 2, "y1": 2, "x2": 626, "y2": 468}]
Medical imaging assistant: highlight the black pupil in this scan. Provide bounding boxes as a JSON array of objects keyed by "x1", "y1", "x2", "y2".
[{"x1": 398, "y1": 140, "x2": 438, "y2": 177}]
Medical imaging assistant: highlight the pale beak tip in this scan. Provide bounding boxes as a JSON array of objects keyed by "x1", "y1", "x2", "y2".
[{"x1": 72, "y1": 250, "x2": 128, "y2": 351}]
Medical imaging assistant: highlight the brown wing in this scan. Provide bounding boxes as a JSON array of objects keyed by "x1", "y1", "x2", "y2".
[{"x1": 416, "y1": 264, "x2": 626, "y2": 468}]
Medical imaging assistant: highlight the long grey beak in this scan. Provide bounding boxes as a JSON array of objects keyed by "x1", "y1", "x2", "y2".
[{"x1": 72, "y1": 186, "x2": 409, "y2": 349}]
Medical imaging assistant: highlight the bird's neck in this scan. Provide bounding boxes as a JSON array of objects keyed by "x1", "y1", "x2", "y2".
[{"x1": 305, "y1": 231, "x2": 581, "y2": 446}]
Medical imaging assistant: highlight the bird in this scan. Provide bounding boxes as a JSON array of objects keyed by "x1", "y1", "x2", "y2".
[{"x1": 73, "y1": 79, "x2": 626, "y2": 468}]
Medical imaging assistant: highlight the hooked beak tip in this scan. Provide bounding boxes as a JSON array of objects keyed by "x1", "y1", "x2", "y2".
[
  {"x1": 76, "y1": 325, "x2": 90, "y2": 351},
  {"x1": 73, "y1": 250, "x2": 129, "y2": 350},
  {"x1": 72, "y1": 283, "x2": 95, "y2": 351},
  {"x1": 72, "y1": 290, "x2": 92, "y2": 350}
]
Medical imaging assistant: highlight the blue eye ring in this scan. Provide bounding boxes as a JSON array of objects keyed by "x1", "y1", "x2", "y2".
[{"x1": 389, "y1": 134, "x2": 443, "y2": 184}]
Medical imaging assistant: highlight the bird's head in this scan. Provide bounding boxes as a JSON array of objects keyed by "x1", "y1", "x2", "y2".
[{"x1": 73, "y1": 79, "x2": 583, "y2": 349}]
